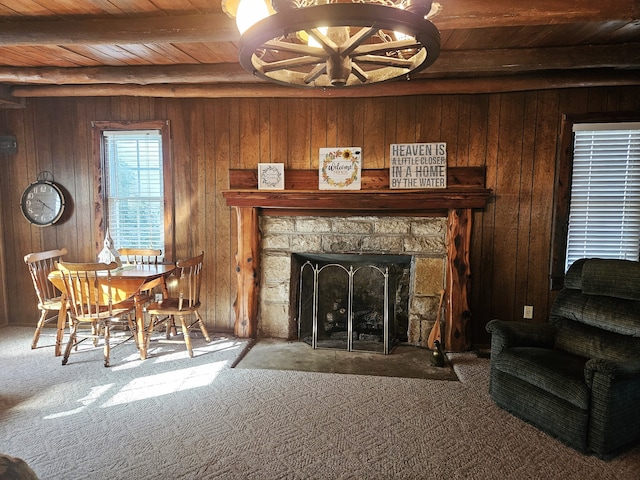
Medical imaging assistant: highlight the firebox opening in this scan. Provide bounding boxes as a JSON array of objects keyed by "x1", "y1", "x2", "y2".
[{"x1": 292, "y1": 253, "x2": 411, "y2": 354}]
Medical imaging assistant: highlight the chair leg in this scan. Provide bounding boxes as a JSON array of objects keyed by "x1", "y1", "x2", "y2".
[
  {"x1": 103, "y1": 321, "x2": 111, "y2": 368},
  {"x1": 57, "y1": 310, "x2": 72, "y2": 355},
  {"x1": 145, "y1": 315, "x2": 157, "y2": 353},
  {"x1": 62, "y1": 321, "x2": 78, "y2": 365},
  {"x1": 92, "y1": 324, "x2": 99, "y2": 346},
  {"x1": 166, "y1": 317, "x2": 177, "y2": 338},
  {"x1": 179, "y1": 317, "x2": 193, "y2": 358},
  {"x1": 194, "y1": 311, "x2": 211, "y2": 342},
  {"x1": 125, "y1": 314, "x2": 140, "y2": 351},
  {"x1": 31, "y1": 309, "x2": 48, "y2": 349},
  {"x1": 126, "y1": 314, "x2": 136, "y2": 334}
]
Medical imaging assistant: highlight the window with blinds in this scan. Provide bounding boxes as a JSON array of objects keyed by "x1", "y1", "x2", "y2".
[
  {"x1": 565, "y1": 122, "x2": 640, "y2": 270},
  {"x1": 103, "y1": 130, "x2": 165, "y2": 252}
]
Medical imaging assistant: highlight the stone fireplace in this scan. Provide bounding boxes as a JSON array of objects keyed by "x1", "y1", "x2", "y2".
[
  {"x1": 259, "y1": 215, "x2": 448, "y2": 349},
  {"x1": 223, "y1": 167, "x2": 491, "y2": 352}
]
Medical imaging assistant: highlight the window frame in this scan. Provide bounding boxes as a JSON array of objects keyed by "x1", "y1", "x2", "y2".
[
  {"x1": 92, "y1": 120, "x2": 174, "y2": 262},
  {"x1": 550, "y1": 112, "x2": 640, "y2": 290}
]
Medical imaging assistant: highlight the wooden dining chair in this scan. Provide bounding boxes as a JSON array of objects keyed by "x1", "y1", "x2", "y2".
[
  {"x1": 24, "y1": 247, "x2": 69, "y2": 350},
  {"x1": 145, "y1": 252, "x2": 210, "y2": 357},
  {"x1": 118, "y1": 247, "x2": 165, "y2": 304},
  {"x1": 118, "y1": 248, "x2": 162, "y2": 265},
  {"x1": 57, "y1": 261, "x2": 136, "y2": 367}
]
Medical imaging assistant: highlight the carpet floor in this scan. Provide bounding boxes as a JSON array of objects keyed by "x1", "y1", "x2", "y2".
[{"x1": 1, "y1": 326, "x2": 639, "y2": 480}]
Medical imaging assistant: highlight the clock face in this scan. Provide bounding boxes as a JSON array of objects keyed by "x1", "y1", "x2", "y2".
[{"x1": 20, "y1": 181, "x2": 65, "y2": 227}]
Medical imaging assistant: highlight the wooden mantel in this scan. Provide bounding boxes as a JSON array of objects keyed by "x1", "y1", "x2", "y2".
[
  {"x1": 226, "y1": 167, "x2": 489, "y2": 211},
  {"x1": 222, "y1": 189, "x2": 489, "y2": 212},
  {"x1": 223, "y1": 167, "x2": 491, "y2": 352}
]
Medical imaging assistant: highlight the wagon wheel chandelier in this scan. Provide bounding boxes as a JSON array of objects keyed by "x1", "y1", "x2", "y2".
[{"x1": 223, "y1": 0, "x2": 442, "y2": 88}]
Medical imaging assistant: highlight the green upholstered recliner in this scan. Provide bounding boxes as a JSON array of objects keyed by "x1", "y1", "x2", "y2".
[{"x1": 486, "y1": 258, "x2": 640, "y2": 458}]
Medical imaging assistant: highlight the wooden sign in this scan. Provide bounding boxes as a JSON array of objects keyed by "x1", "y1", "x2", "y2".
[
  {"x1": 390, "y1": 143, "x2": 447, "y2": 189},
  {"x1": 258, "y1": 163, "x2": 285, "y2": 190},
  {"x1": 319, "y1": 147, "x2": 362, "y2": 190}
]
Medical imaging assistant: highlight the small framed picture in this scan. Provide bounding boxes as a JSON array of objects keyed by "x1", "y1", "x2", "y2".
[
  {"x1": 258, "y1": 163, "x2": 285, "y2": 190},
  {"x1": 319, "y1": 147, "x2": 362, "y2": 190}
]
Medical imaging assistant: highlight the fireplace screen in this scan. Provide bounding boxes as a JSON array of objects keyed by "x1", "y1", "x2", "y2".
[{"x1": 294, "y1": 253, "x2": 411, "y2": 354}]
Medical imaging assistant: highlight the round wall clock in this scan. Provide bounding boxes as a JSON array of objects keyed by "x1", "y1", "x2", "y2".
[{"x1": 20, "y1": 179, "x2": 66, "y2": 227}]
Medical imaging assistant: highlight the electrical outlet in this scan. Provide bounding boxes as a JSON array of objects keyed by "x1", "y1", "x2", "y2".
[
  {"x1": 523, "y1": 305, "x2": 534, "y2": 319},
  {"x1": 155, "y1": 293, "x2": 163, "y2": 302}
]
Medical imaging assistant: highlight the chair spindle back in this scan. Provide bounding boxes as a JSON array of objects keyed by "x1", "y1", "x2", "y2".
[
  {"x1": 24, "y1": 247, "x2": 68, "y2": 305},
  {"x1": 175, "y1": 252, "x2": 204, "y2": 311},
  {"x1": 118, "y1": 248, "x2": 162, "y2": 265},
  {"x1": 57, "y1": 261, "x2": 119, "y2": 319}
]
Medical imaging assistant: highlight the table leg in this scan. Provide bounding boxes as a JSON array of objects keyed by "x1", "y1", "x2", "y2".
[{"x1": 55, "y1": 294, "x2": 68, "y2": 357}]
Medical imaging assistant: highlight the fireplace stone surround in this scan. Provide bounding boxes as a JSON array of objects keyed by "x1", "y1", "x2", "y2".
[
  {"x1": 260, "y1": 215, "x2": 447, "y2": 349},
  {"x1": 223, "y1": 167, "x2": 491, "y2": 352}
]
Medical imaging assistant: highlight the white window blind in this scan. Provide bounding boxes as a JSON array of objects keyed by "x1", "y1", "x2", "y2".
[
  {"x1": 103, "y1": 130, "x2": 164, "y2": 252},
  {"x1": 565, "y1": 122, "x2": 640, "y2": 270}
]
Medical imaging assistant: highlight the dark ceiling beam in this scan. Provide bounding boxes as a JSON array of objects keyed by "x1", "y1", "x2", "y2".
[
  {"x1": 432, "y1": 0, "x2": 640, "y2": 29},
  {"x1": 0, "y1": 85, "x2": 24, "y2": 108},
  {"x1": 433, "y1": 43, "x2": 640, "y2": 74},
  {"x1": 0, "y1": 63, "x2": 257, "y2": 85},
  {"x1": 0, "y1": 14, "x2": 240, "y2": 46},
  {"x1": 9, "y1": 70, "x2": 640, "y2": 99},
  {"x1": 0, "y1": 44, "x2": 637, "y2": 86},
  {"x1": 0, "y1": 0, "x2": 638, "y2": 46}
]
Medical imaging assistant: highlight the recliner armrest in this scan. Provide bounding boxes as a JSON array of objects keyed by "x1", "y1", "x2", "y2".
[
  {"x1": 486, "y1": 319, "x2": 556, "y2": 356},
  {"x1": 584, "y1": 358, "x2": 640, "y2": 387}
]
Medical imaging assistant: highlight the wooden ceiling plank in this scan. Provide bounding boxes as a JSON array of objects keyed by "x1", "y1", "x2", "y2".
[
  {"x1": 174, "y1": 42, "x2": 240, "y2": 64},
  {"x1": 59, "y1": 45, "x2": 132, "y2": 67},
  {"x1": 105, "y1": 44, "x2": 176, "y2": 65},
  {"x1": 0, "y1": 45, "x2": 96, "y2": 67},
  {"x1": 94, "y1": 0, "x2": 165, "y2": 14},
  {"x1": 0, "y1": 0, "x2": 56, "y2": 17},
  {"x1": 23, "y1": 0, "x2": 106, "y2": 16},
  {"x1": 61, "y1": 0, "x2": 129, "y2": 15},
  {"x1": 183, "y1": 0, "x2": 221, "y2": 14},
  {"x1": 145, "y1": 0, "x2": 203, "y2": 15},
  {"x1": 87, "y1": 44, "x2": 156, "y2": 65},
  {"x1": 139, "y1": 43, "x2": 202, "y2": 64}
]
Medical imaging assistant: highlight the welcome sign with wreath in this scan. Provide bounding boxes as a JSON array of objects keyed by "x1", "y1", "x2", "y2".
[{"x1": 319, "y1": 147, "x2": 362, "y2": 190}]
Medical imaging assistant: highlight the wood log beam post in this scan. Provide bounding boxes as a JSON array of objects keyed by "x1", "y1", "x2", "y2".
[
  {"x1": 233, "y1": 206, "x2": 261, "y2": 338},
  {"x1": 445, "y1": 208, "x2": 473, "y2": 352}
]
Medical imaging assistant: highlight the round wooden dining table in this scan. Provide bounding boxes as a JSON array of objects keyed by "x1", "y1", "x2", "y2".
[{"x1": 49, "y1": 263, "x2": 175, "y2": 359}]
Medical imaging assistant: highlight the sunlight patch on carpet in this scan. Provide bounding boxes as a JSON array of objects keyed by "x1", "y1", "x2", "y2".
[{"x1": 102, "y1": 360, "x2": 228, "y2": 406}]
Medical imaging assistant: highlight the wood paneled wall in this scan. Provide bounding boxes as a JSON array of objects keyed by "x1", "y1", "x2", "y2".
[{"x1": 1, "y1": 87, "x2": 639, "y2": 345}]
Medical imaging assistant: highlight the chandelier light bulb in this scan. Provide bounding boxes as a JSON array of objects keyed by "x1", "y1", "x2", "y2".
[{"x1": 235, "y1": 0, "x2": 271, "y2": 34}]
